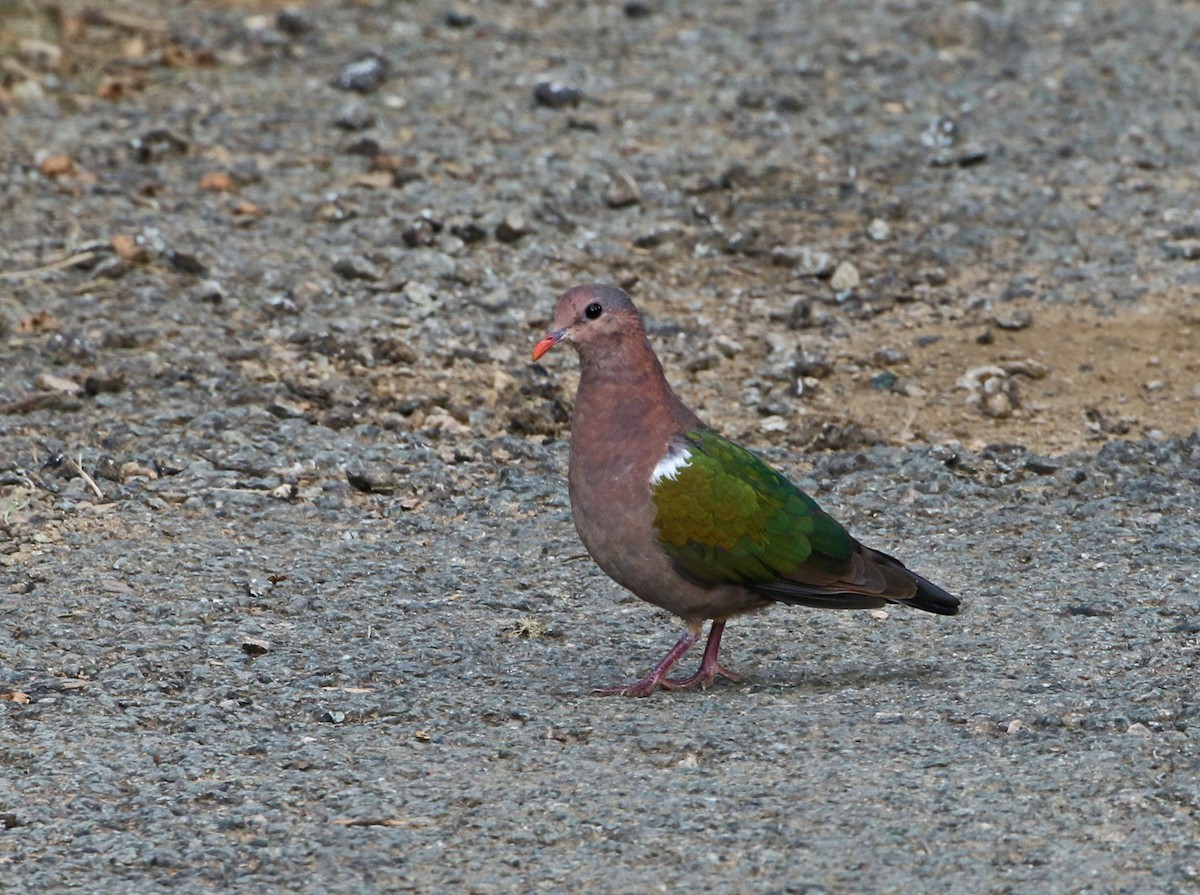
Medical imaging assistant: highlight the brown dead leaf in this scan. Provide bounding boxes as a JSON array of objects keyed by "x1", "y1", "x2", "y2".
[
  {"x1": 0, "y1": 692, "x2": 30, "y2": 705},
  {"x1": 39, "y1": 155, "x2": 77, "y2": 178},
  {"x1": 199, "y1": 171, "x2": 234, "y2": 192},
  {"x1": 232, "y1": 200, "x2": 263, "y2": 217},
  {"x1": 353, "y1": 171, "x2": 394, "y2": 190},
  {"x1": 159, "y1": 43, "x2": 188, "y2": 66},
  {"x1": 98, "y1": 75, "x2": 143, "y2": 101},
  {"x1": 0, "y1": 393, "x2": 80, "y2": 414},
  {"x1": 110, "y1": 233, "x2": 149, "y2": 262},
  {"x1": 34, "y1": 374, "x2": 81, "y2": 395},
  {"x1": 19, "y1": 39, "x2": 64, "y2": 72},
  {"x1": 440, "y1": 161, "x2": 475, "y2": 180},
  {"x1": 17, "y1": 310, "x2": 61, "y2": 333},
  {"x1": 370, "y1": 153, "x2": 418, "y2": 172},
  {"x1": 122, "y1": 35, "x2": 147, "y2": 59},
  {"x1": 82, "y1": 8, "x2": 169, "y2": 35}
]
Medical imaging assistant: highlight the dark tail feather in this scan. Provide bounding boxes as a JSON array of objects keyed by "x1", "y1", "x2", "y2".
[
  {"x1": 901, "y1": 570, "x2": 960, "y2": 616},
  {"x1": 737, "y1": 542, "x2": 960, "y2": 616}
]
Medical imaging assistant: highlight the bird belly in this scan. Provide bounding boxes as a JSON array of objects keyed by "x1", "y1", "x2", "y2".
[{"x1": 570, "y1": 481, "x2": 765, "y2": 623}]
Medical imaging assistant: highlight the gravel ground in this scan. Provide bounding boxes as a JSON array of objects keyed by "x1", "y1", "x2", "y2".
[{"x1": 2, "y1": 2, "x2": 1198, "y2": 893}]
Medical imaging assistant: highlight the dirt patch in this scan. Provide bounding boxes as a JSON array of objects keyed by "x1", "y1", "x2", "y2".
[{"x1": 781, "y1": 290, "x2": 1200, "y2": 454}]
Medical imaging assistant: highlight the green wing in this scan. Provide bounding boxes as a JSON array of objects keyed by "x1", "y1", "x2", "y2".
[{"x1": 651, "y1": 430, "x2": 855, "y2": 587}]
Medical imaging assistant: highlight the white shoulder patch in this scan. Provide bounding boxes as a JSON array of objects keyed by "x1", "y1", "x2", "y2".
[{"x1": 650, "y1": 444, "x2": 692, "y2": 485}]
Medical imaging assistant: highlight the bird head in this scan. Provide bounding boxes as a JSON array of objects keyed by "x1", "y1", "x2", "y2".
[{"x1": 532, "y1": 284, "x2": 643, "y2": 360}]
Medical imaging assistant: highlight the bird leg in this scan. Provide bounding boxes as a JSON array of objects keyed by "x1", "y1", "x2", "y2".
[
  {"x1": 594, "y1": 621, "x2": 740, "y2": 697},
  {"x1": 593, "y1": 626, "x2": 700, "y2": 697},
  {"x1": 662, "y1": 620, "x2": 741, "y2": 690}
]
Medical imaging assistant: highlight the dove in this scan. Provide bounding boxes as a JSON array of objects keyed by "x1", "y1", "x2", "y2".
[{"x1": 533, "y1": 284, "x2": 959, "y2": 696}]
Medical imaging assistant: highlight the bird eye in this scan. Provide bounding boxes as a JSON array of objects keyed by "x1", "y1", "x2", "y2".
[{"x1": 584, "y1": 302, "x2": 603, "y2": 320}]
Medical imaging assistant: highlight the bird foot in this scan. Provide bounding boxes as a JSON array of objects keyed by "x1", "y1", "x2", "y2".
[
  {"x1": 592, "y1": 621, "x2": 740, "y2": 697},
  {"x1": 661, "y1": 662, "x2": 741, "y2": 691},
  {"x1": 594, "y1": 662, "x2": 740, "y2": 697},
  {"x1": 592, "y1": 677, "x2": 665, "y2": 698}
]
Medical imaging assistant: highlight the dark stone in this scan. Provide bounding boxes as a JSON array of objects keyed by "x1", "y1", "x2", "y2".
[{"x1": 534, "y1": 80, "x2": 583, "y2": 109}]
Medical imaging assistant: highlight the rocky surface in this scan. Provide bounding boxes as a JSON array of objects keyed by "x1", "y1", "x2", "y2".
[{"x1": 1, "y1": 2, "x2": 1198, "y2": 892}]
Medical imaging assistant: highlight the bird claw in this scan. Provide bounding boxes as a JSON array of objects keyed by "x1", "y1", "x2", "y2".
[
  {"x1": 594, "y1": 663, "x2": 741, "y2": 697},
  {"x1": 592, "y1": 679, "x2": 662, "y2": 698},
  {"x1": 593, "y1": 622, "x2": 739, "y2": 696},
  {"x1": 661, "y1": 663, "x2": 741, "y2": 691}
]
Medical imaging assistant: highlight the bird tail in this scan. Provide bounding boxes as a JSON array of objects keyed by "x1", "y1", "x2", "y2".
[{"x1": 902, "y1": 570, "x2": 961, "y2": 616}]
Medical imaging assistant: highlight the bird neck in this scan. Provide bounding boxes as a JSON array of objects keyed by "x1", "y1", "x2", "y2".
[{"x1": 573, "y1": 333, "x2": 700, "y2": 446}]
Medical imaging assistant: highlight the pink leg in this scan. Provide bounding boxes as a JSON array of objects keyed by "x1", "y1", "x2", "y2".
[
  {"x1": 662, "y1": 620, "x2": 741, "y2": 691},
  {"x1": 593, "y1": 627, "x2": 699, "y2": 697}
]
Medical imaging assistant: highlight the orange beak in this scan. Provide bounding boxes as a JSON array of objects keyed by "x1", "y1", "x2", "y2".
[{"x1": 532, "y1": 328, "x2": 566, "y2": 361}]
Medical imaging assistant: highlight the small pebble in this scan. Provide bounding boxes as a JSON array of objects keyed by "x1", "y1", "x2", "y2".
[
  {"x1": 830, "y1": 260, "x2": 860, "y2": 292},
  {"x1": 1001, "y1": 358, "x2": 1048, "y2": 379},
  {"x1": 915, "y1": 266, "x2": 948, "y2": 286},
  {"x1": 869, "y1": 371, "x2": 898, "y2": 391},
  {"x1": 242, "y1": 638, "x2": 270, "y2": 656},
  {"x1": 276, "y1": 8, "x2": 314, "y2": 35},
  {"x1": 867, "y1": 218, "x2": 891, "y2": 241},
  {"x1": 93, "y1": 455, "x2": 124, "y2": 483},
  {"x1": 168, "y1": 249, "x2": 209, "y2": 276},
  {"x1": 342, "y1": 136, "x2": 381, "y2": 157},
  {"x1": 873, "y1": 346, "x2": 909, "y2": 366},
  {"x1": 771, "y1": 246, "x2": 833, "y2": 277},
  {"x1": 684, "y1": 352, "x2": 720, "y2": 373},
  {"x1": 332, "y1": 255, "x2": 382, "y2": 281},
  {"x1": 193, "y1": 279, "x2": 225, "y2": 304},
  {"x1": 534, "y1": 80, "x2": 583, "y2": 109},
  {"x1": 921, "y1": 115, "x2": 957, "y2": 148},
  {"x1": 333, "y1": 54, "x2": 388, "y2": 93},
  {"x1": 451, "y1": 220, "x2": 487, "y2": 243},
  {"x1": 334, "y1": 101, "x2": 375, "y2": 131},
  {"x1": 444, "y1": 9, "x2": 475, "y2": 28},
  {"x1": 403, "y1": 216, "x2": 440, "y2": 247},
  {"x1": 931, "y1": 145, "x2": 989, "y2": 167},
  {"x1": 1163, "y1": 239, "x2": 1200, "y2": 260},
  {"x1": 346, "y1": 465, "x2": 397, "y2": 493},
  {"x1": 993, "y1": 309, "x2": 1033, "y2": 331},
  {"x1": 36, "y1": 374, "x2": 80, "y2": 395},
  {"x1": 131, "y1": 128, "x2": 189, "y2": 163},
  {"x1": 792, "y1": 351, "x2": 831, "y2": 378},
  {"x1": 980, "y1": 375, "x2": 1018, "y2": 418},
  {"x1": 495, "y1": 214, "x2": 531, "y2": 243},
  {"x1": 83, "y1": 371, "x2": 125, "y2": 396},
  {"x1": 606, "y1": 171, "x2": 642, "y2": 208},
  {"x1": 774, "y1": 94, "x2": 804, "y2": 114}
]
